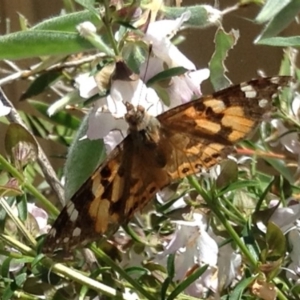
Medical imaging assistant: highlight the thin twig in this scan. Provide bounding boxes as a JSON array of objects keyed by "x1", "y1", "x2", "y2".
[
  {"x1": 0, "y1": 53, "x2": 105, "y2": 86},
  {"x1": 0, "y1": 88, "x2": 65, "y2": 207}
]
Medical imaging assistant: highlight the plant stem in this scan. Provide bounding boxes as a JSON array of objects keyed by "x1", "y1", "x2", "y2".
[
  {"x1": 0, "y1": 154, "x2": 59, "y2": 217},
  {"x1": 92, "y1": 245, "x2": 157, "y2": 300},
  {"x1": 0, "y1": 88, "x2": 65, "y2": 206}
]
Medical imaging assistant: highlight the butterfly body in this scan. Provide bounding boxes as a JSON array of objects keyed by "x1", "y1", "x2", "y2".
[{"x1": 43, "y1": 76, "x2": 291, "y2": 254}]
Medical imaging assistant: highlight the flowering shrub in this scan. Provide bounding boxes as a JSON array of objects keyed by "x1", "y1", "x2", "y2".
[{"x1": 0, "y1": 1, "x2": 299, "y2": 300}]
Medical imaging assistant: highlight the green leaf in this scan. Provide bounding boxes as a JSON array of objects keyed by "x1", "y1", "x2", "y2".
[
  {"x1": 241, "y1": 220, "x2": 260, "y2": 262},
  {"x1": 265, "y1": 222, "x2": 286, "y2": 258},
  {"x1": 209, "y1": 28, "x2": 239, "y2": 91},
  {"x1": 2, "y1": 285, "x2": 14, "y2": 300},
  {"x1": 218, "y1": 180, "x2": 259, "y2": 196},
  {"x1": 31, "y1": 9, "x2": 102, "y2": 31},
  {"x1": 279, "y1": 50, "x2": 294, "y2": 75},
  {"x1": 16, "y1": 194, "x2": 27, "y2": 222},
  {"x1": 124, "y1": 266, "x2": 149, "y2": 276},
  {"x1": 20, "y1": 71, "x2": 62, "y2": 101},
  {"x1": 122, "y1": 41, "x2": 148, "y2": 74},
  {"x1": 0, "y1": 30, "x2": 94, "y2": 60},
  {"x1": 64, "y1": 115, "x2": 106, "y2": 200},
  {"x1": 257, "y1": 36, "x2": 300, "y2": 46},
  {"x1": 22, "y1": 113, "x2": 51, "y2": 139},
  {"x1": 14, "y1": 273, "x2": 27, "y2": 288},
  {"x1": 256, "y1": 0, "x2": 291, "y2": 23},
  {"x1": 163, "y1": 5, "x2": 221, "y2": 28},
  {"x1": 28, "y1": 100, "x2": 81, "y2": 130},
  {"x1": 147, "y1": 67, "x2": 188, "y2": 86},
  {"x1": 216, "y1": 159, "x2": 238, "y2": 189},
  {"x1": 263, "y1": 157, "x2": 294, "y2": 183},
  {"x1": 167, "y1": 265, "x2": 208, "y2": 300},
  {"x1": 256, "y1": 0, "x2": 300, "y2": 41},
  {"x1": 228, "y1": 276, "x2": 256, "y2": 300},
  {"x1": 75, "y1": 0, "x2": 100, "y2": 17},
  {"x1": 255, "y1": 177, "x2": 274, "y2": 213},
  {"x1": 1, "y1": 257, "x2": 12, "y2": 278},
  {"x1": 161, "y1": 277, "x2": 171, "y2": 300},
  {"x1": 166, "y1": 253, "x2": 175, "y2": 279}
]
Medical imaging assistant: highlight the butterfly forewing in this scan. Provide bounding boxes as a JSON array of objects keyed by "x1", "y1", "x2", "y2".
[{"x1": 43, "y1": 76, "x2": 291, "y2": 254}]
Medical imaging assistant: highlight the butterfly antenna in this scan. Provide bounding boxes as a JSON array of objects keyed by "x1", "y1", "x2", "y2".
[{"x1": 137, "y1": 44, "x2": 153, "y2": 106}]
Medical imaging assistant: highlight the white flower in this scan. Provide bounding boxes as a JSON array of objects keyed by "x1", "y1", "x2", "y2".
[
  {"x1": 75, "y1": 73, "x2": 99, "y2": 98},
  {"x1": 141, "y1": 12, "x2": 209, "y2": 106},
  {"x1": 271, "y1": 119, "x2": 300, "y2": 156},
  {"x1": 270, "y1": 202, "x2": 300, "y2": 233},
  {"x1": 85, "y1": 77, "x2": 162, "y2": 151},
  {"x1": 270, "y1": 93, "x2": 300, "y2": 174},
  {"x1": 0, "y1": 101, "x2": 11, "y2": 116},
  {"x1": 156, "y1": 213, "x2": 241, "y2": 297},
  {"x1": 291, "y1": 93, "x2": 300, "y2": 117},
  {"x1": 0, "y1": 203, "x2": 49, "y2": 273},
  {"x1": 77, "y1": 12, "x2": 209, "y2": 154},
  {"x1": 144, "y1": 11, "x2": 194, "y2": 69},
  {"x1": 27, "y1": 203, "x2": 50, "y2": 235},
  {"x1": 286, "y1": 229, "x2": 300, "y2": 282}
]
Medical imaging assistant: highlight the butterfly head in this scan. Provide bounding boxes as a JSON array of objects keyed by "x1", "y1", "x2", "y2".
[{"x1": 124, "y1": 102, "x2": 152, "y2": 130}]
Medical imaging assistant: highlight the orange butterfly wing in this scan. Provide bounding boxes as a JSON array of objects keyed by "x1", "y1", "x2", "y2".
[{"x1": 43, "y1": 76, "x2": 290, "y2": 254}]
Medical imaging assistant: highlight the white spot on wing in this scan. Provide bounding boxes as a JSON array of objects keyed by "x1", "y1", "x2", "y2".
[
  {"x1": 72, "y1": 227, "x2": 82, "y2": 237},
  {"x1": 66, "y1": 201, "x2": 79, "y2": 222},
  {"x1": 49, "y1": 228, "x2": 57, "y2": 237},
  {"x1": 259, "y1": 99, "x2": 269, "y2": 108},
  {"x1": 63, "y1": 237, "x2": 70, "y2": 243},
  {"x1": 240, "y1": 84, "x2": 257, "y2": 98},
  {"x1": 270, "y1": 77, "x2": 279, "y2": 84},
  {"x1": 70, "y1": 209, "x2": 79, "y2": 222}
]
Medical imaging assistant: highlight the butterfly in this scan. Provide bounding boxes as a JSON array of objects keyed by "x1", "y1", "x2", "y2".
[{"x1": 42, "y1": 76, "x2": 291, "y2": 254}]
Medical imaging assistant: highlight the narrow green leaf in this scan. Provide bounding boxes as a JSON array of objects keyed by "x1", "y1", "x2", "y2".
[
  {"x1": 1, "y1": 257, "x2": 12, "y2": 278},
  {"x1": 263, "y1": 157, "x2": 294, "y2": 182},
  {"x1": 161, "y1": 277, "x2": 171, "y2": 300},
  {"x1": 256, "y1": 0, "x2": 291, "y2": 23},
  {"x1": 124, "y1": 266, "x2": 149, "y2": 276},
  {"x1": 241, "y1": 220, "x2": 260, "y2": 262},
  {"x1": 218, "y1": 180, "x2": 259, "y2": 196},
  {"x1": 16, "y1": 194, "x2": 27, "y2": 222},
  {"x1": 147, "y1": 67, "x2": 188, "y2": 86},
  {"x1": 28, "y1": 100, "x2": 81, "y2": 130},
  {"x1": 256, "y1": 0, "x2": 300, "y2": 41},
  {"x1": 167, "y1": 253, "x2": 175, "y2": 279},
  {"x1": 167, "y1": 265, "x2": 208, "y2": 300},
  {"x1": 20, "y1": 71, "x2": 62, "y2": 101},
  {"x1": 163, "y1": 5, "x2": 221, "y2": 28},
  {"x1": 255, "y1": 177, "x2": 274, "y2": 213},
  {"x1": 209, "y1": 28, "x2": 239, "y2": 91},
  {"x1": 228, "y1": 276, "x2": 256, "y2": 299},
  {"x1": 0, "y1": 31, "x2": 94, "y2": 60},
  {"x1": 31, "y1": 10, "x2": 102, "y2": 31},
  {"x1": 257, "y1": 36, "x2": 300, "y2": 46},
  {"x1": 75, "y1": 0, "x2": 100, "y2": 17}
]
